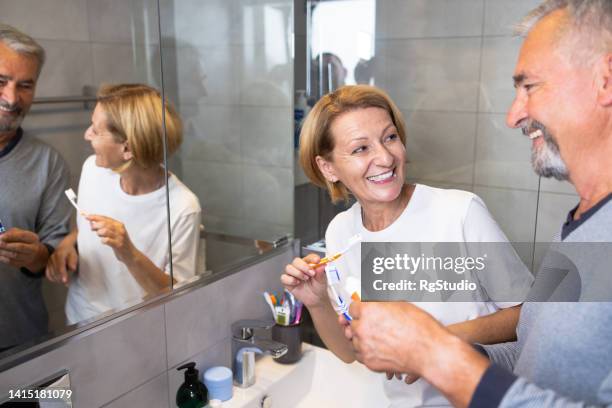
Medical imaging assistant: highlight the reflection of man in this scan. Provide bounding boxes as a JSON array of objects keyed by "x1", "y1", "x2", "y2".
[
  {"x1": 344, "y1": 1, "x2": 612, "y2": 406},
  {"x1": 310, "y1": 52, "x2": 348, "y2": 103},
  {"x1": 0, "y1": 25, "x2": 70, "y2": 351}
]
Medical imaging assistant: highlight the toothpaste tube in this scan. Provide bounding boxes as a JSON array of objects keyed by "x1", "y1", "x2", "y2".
[{"x1": 325, "y1": 264, "x2": 353, "y2": 322}]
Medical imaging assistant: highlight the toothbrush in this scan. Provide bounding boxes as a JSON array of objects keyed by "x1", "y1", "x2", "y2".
[
  {"x1": 294, "y1": 301, "x2": 303, "y2": 324},
  {"x1": 263, "y1": 292, "x2": 277, "y2": 320},
  {"x1": 310, "y1": 233, "x2": 362, "y2": 268},
  {"x1": 284, "y1": 289, "x2": 295, "y2": 323},
  {"x1": 65, "y1": 189, "x2": 87, "y2": 217}
]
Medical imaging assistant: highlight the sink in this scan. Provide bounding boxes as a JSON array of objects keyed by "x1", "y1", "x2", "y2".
[{"x1": 223, "y1": 343, "x2": 389, "y2": 408}]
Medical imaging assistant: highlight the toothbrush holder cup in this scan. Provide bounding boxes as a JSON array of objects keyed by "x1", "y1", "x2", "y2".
[{"x1": 271, "y1": 324, "x2": 302, "y2": 364}]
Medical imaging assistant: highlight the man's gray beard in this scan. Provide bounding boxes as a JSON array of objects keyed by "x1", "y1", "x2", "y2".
[
  {"x1": 531, "y1": 130, "x2": 569, "y2": 181},
  {"x1": 0, "y1": 113, "x2": 25, "y2": 133}
]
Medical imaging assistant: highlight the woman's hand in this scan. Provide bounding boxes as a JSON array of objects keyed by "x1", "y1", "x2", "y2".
[
  {"x1": 86, "y1": 215, "x2": 136, "y2": 264},
  {"x1": 281, "y1": 253, "x2": 329, "y2": 308},
  {"x1": 46, "y1": 231, "x2": 78, "y2": 285},
  {"x1": 386, "y1": 371, "x2": 420, "y2": 384}
]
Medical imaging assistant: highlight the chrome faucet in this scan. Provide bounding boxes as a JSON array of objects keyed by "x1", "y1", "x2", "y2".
[{"x1": 231, "y1": 319, "x2": 288, "y2": 387}]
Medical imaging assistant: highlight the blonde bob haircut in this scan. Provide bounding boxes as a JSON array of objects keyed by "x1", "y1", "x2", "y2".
[
  {"x1": 299, "y1": 85, "x2": 407, "y2": 204},
  {"x1": 97, "y1": 84, "x2": 182, "y2": 170}
]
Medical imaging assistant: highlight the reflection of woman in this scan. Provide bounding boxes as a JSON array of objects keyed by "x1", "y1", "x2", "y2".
[
  {"x1": 282, "y1": 85, "x2": 532, "y2": 407},
  {"x1": 47, "y1": 84, "x2": 201, "y2": 324}
]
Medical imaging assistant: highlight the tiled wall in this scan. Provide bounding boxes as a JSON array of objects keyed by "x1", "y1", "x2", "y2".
[
  {"x1": 0, "y1": 246, "x2": 294, "y2": 407},
  {"x1": 372, "y1": 0, "x2": 578, "y2": 250},
  {"x1": 162, "y1": 0, "x2": 295, "y2": 241}
]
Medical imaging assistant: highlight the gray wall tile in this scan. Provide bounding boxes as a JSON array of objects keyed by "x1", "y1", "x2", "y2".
[
  {"x1": 483, "y1": 0, "x2": 543, "y2": 36},
  {"x1": 479, "y1": 36, "x2": 523, "y2": 113},
  {"x1": 91, "y1": 43, "x2": 159, "y2": 86},
  {"x1": 164, "y1": 278, "x2": 230, "y2": 368},
  {"x1": 243, "y1": 165, "x2": 294, "y2": 226},
  {"x1": 36, "y1": 40, "x2": 95, "y2": 99},
  {"x1": 102, "y1": 373, "x2": 169, "y2": 408},
  {"x1": 171, "y1": 0, "x2": 236, "y2": 47},
  {"x1": 539, "y1": 177, "x2": 577, "y2": 195},
  {"x1": 240, "y1": 107, "x2": 293, "y2": 167},
  {"x1": 380, "y1": 38, "x2": 481, "y2": 112},
  {"x1": 165, "y1": 249, "x2": 293, "y2": 368},
  {"x1": 172, "y1": 45, "x2": 240, "y2": 106},
  {"x1": 0, "y1": 305, "x2": 167, "y2": 407},
  {"x1": 87, "y1": 0, "x2": 160, "y2": 45},
  {"x1": 182, "y1": 160, "x2": 244, "y2": 220},
  {"x1": 0, "y1": 0, "x2": 89, "y2": 41},
  {"x1": 404, "y1": 110, "x2": 477, "y2": 185},
  {"x1": 474, "y1": 186, "x2": 538, "y2": 243},
  {"x1": 377, "y1": 0, "x2": 484, "y2": 39},
  {"x1": 475, "y1": 113, "x2": 539, "y2": 190},
  {"x1": 180, "y1": 104, "x2": 242, "y2": 164}
]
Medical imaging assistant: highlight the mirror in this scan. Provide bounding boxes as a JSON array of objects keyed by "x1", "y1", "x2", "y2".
[
  {"x1": 158, "y1": 0, "x2": 295, "y2": 277},
  {"x1": 0, "y1": 1, "x2": 173, "y2": 360},
  {"x1": 0, "y1": 0, "x2": 296, "y2": 368}
]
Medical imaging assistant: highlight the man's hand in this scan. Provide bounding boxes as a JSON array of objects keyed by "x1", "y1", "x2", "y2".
[
  {"x1": 344, "y1": 301, "x2": 490, "y2": 408},
  {"x1": 343, "y1": 301, "x2": 444, "y2": 375},
  {"x1": 87, "y1": 215, "x2": 136, "y2": 264},
  {"x1": 0, "y1": 228, "x2": 49, "y2": 272}
]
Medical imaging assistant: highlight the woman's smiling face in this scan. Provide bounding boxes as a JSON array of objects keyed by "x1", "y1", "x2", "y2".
[
  {"x1": 317, "y1": 107, "x2": 406, "y2": 207},
  {"x1": 84, "y1": 104, "x2": 129, "y2": 169}
]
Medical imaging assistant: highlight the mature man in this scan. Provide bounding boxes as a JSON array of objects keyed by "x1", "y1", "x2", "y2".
[
  {"x1": 345, "y1": 1, "x2": 612, "y2": 407},
  {"x1": 0, "y1": 25, "x2": 70, "y2": 351}
]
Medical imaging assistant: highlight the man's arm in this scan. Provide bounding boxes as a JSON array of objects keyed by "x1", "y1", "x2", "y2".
[
  {"x1": 347, "y1": 302, "x2": 612, "y2": 408},
  {"x1": 345, "y1": 302, "x2": 492, "y2": 408},
  {"x1": 481, "y1": 373, "x2": 612, "y2": 408}
]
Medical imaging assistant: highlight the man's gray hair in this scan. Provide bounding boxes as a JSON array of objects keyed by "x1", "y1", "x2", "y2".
[
  {"x1": 0, "y1": 24, "x2": 45, "y2": 76},
  {"x1": 516, "y1": 0, "x2": 612, "y2": 65}
]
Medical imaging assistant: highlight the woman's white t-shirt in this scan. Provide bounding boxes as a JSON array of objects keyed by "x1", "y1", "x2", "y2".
[
  {"x1": 65, "y1": 156, "x2": 201, "y2": 324},
  {"x1": 325, "y1": 184, "x2": 533, "y2": 407}
]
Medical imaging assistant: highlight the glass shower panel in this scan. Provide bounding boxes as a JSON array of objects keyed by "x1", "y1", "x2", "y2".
[{"x1": 159, "y1": 0, "x2": 294, "y2": 277}]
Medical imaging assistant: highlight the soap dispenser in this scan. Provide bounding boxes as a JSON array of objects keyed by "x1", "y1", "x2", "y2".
[{"x1": 176, "y1": 362, "x2": 208, "y2": 408}]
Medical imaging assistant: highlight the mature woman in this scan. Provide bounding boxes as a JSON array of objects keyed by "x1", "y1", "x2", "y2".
[
  {"x1": 46, "y1": 84, "x2": 201, "y2": 324},
  {"x1": 282, "y1": 85, "x2": 532, "y2": 407}
]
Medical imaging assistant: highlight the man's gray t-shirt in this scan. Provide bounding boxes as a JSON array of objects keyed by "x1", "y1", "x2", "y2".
[
  {"x1": 0, "y1": 132, "x2": 70, "y2": 348},
  {"x1": 471, "y1": 195, "x2": 612, "y2": 407}
]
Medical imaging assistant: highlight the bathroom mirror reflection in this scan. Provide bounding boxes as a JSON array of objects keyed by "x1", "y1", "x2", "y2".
[
  {"x1": 0, "y1": 0, "x2": 296, "y2": 368},
  {"x1": 158, "y1": 0, "x2": 295, "y2": 279},
  {"x1": 0, "y1": 0, "x2": 177, "y2": 360}
]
